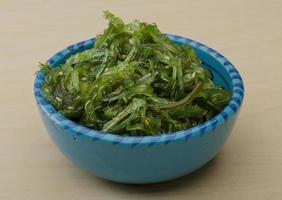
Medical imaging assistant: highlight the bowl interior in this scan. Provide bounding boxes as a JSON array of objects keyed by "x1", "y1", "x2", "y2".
[{"x1": 193, "y1": 47, "x2": 232, "y2": 91}]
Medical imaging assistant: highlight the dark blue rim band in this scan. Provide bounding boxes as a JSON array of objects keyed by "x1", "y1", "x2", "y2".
[{"x1": 34, "y1": 34, "x2": 244, "y2": 146}]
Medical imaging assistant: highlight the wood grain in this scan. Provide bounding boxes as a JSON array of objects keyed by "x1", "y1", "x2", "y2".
[{"x1": 1, "y1": 0, "x2": 282, "y2": 199}]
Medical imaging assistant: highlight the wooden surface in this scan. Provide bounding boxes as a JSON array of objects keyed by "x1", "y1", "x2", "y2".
[{"x1": 1, "y1": 0, "x2": 282, "y2": 199}]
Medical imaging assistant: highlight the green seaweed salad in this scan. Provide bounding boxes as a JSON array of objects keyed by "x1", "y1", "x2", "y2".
[{"x1": 39, "y1": 11, "x2": 231, "y2": 136}]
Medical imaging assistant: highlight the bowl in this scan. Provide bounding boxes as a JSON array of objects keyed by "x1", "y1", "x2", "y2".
[{"x1": 34, "y1": 34, "x2": 244, "y2": 184}]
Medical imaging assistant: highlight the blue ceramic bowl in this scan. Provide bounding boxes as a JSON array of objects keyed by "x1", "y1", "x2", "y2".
[{"x1": 34, "y1": 34, "x2": 244, "y2": 184}]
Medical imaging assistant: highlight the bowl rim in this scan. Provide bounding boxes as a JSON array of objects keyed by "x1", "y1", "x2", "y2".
[{"x1": 34, "y1": 34, "x2": 244, "y2": 147}]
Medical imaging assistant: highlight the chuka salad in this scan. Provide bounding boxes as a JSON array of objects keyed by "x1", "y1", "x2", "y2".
[{"x1": 39, "y1": 11, "x2": 231, "y2": 136}]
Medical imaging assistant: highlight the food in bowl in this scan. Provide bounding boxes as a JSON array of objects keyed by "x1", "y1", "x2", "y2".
[{"x1": 39, "y1": 11, "x2": 231, "y2": 136}]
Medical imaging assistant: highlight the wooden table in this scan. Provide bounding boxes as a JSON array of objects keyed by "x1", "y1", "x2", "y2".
[{"x1": 1, "y1": 0, "x2": 282, "y2": 199}]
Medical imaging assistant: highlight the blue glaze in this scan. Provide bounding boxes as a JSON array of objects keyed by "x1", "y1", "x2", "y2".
[{"x1": 34, "y1": 34, "x2": 244, "y2": 184}]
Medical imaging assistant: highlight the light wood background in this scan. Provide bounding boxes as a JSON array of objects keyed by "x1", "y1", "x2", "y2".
[{"x1": 1, "y1": 0, "x2": 282, "y2": 199}]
